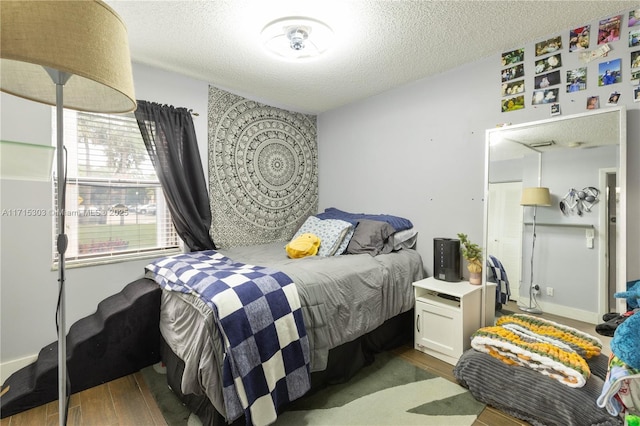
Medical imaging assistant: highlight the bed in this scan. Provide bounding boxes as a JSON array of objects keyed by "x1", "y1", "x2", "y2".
[{"x1": 145, "y1": 209, "x2": 425, "y2": 425}]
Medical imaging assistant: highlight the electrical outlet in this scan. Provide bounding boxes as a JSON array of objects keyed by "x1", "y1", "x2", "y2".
[{"x1": 546, "y1": 287, "x2": 554, "y2": 297}]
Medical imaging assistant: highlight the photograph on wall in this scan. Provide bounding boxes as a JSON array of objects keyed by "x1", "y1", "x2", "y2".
[
  {"x1": 630, "y1": 28, "x2": 640, "y2": 48},
  {"x1": 631, "y1": 68, "x2": 640, "y2": 86},
  {"x1": 535, "y1": 53, "x2": 562, "y2": 74},
  {"x1": 597, "y1": 15, "x2": 622, "y2": 45},
  {"x1": 567, "y1": 67, "x2": 587, "y2": 92},
  {"x1": 535, "y1": 70, "x2": 560, "y2": 89},
  {"x1": 501, "y1": 79, "x2": 524, "y2": 97},
  {"x1": 531, "y1": 88, "x2": 559, "y2": 105},
  {"x1": 607, "y1": 92, "x2": 621, "y2": 105},
  {"x1": 598, "y1": 59, "x2": 622, "y2": 86},
  {"x1": 634, "y1": 86, "x2": 640, "y2": 102},
  {"x1": 535, "y1": 36, "x2": 562, "y2": 56},
  {"x1": 501, "y1": 95, "x2": 525, "y2": 112},
  {"x1": 551, "y1": 103, "x2": 561, "y2": 116},
  {"x1": 587, "y1": 95, "x2": 600, "y2": 109},
  {"x1": 502, "y1": 48, "x2": 524, "y2": 66},
  {"x1": 569, "y1": 25, "x2": 590, "y2": 51},
  {"x1": 629, "y1": 9, "x2": 640, "y2": 27},
  {"x1": 501, "y1": 63, "x2": 524, "y2": 82},
  {"x1": 632, "y1": 50, "x2": 640, "y2": 70}
]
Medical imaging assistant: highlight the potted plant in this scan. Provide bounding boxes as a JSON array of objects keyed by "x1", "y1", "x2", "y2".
[{"x1": 457, "y1": 233, "x2": 483, "y2": 285}]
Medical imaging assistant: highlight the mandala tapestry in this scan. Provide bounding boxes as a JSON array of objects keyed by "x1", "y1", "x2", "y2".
[{"x1": 208, "y1": 86, "x2": 318, "y2": 248}]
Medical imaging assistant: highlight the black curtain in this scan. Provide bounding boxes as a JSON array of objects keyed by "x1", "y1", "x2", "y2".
[{"x1": 134, "y1": 101, "x2": 216, "y2": 251}]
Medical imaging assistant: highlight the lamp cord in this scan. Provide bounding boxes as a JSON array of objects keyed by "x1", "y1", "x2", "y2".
[{"x1": 55, "y1": 146, "x2": 67, "y2": 332}]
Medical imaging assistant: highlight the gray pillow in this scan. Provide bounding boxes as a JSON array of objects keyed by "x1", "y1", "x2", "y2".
[{"x1": 346, "y1": 219, "x2": 396, "y2": 256}]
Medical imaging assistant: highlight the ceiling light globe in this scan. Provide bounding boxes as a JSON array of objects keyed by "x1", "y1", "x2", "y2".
[
  {"x1": 287, "y1": 27, "x2": 309, "y2": 51},
  {"x1": 261, "y1": 17, "x2": 333, "y2": 60}
]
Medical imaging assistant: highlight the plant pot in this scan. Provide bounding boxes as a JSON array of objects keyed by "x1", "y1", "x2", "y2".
[{"x1": 469, "y1": 271, "x2": 482, "y2": 285}]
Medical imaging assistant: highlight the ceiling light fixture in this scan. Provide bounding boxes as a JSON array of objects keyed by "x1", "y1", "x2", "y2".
[
  {"x1": 261, "y1": 17, "x2": 333, "y2": 60},
  {"x1": 529, "y1": 140, "x2": 556, "y2": 148}
]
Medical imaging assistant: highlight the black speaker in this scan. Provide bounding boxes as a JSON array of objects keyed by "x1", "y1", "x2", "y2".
[{"x1": 434, "y1": 238, "x2": 461, "y2": 282}]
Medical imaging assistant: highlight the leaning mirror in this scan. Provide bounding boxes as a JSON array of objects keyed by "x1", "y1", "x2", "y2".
[{"x1": 484, "y1": 106, "x2": 626, "y2": 323}]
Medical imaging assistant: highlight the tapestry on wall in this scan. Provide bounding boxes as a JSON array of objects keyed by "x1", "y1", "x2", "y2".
[{"x1": 208, "y1": 86, "x2": 318, "y2": 248}]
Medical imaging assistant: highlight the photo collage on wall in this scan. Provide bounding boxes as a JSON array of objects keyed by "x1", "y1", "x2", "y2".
[
  {"x1": 630, "y1": 9, "x2": 640, "y2": 101},
  {"x1": 500, "y1": 48, "x2": 525, "y2": 112},
  {"x1": 595, "y1": 15, "x2": 623, "y2": 108},
  {"x1": 501, "y1": 9, "x2": 640, "y2": 111},
  {"x1": 533, "y1": 35, "x2": 562, "y2": 107}
]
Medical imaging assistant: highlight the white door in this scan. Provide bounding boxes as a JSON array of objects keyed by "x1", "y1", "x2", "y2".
[{"x1": 487, "y1": 182, "x2": 523, "y2": 302}]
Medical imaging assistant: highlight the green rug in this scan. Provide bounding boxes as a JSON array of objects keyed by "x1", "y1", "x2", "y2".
[{"x1": 142, "y1": 352, "x2": 485, "y2": 425}]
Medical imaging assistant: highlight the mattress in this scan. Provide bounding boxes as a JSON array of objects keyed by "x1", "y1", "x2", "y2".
[{"x1": 157, "y1": 241, "x2": 425, "y2": 417}]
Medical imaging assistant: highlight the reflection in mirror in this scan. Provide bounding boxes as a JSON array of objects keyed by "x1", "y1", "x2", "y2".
[{"x1": 484, "y1": 107, "x2": 626, "y2": 323}]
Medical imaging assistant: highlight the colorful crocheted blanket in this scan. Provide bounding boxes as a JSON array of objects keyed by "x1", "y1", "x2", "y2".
[{"x1": 471, "y1": 314, "x2": 602, "y2": 388}]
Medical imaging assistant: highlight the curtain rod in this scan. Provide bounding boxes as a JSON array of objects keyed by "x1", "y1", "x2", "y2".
[{"x1": 188, "y1": 109, "x2": 199, "y2": 116}]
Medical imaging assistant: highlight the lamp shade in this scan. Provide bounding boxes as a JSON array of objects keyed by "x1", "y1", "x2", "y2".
[
  {"x1": 521, "y1": 187, "x2": 552, "y2": 206},
  {"x1": 0, "y1": 0, "x2": 136, "y2": 113}
]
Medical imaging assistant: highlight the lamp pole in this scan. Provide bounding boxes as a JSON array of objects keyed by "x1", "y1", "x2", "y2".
[
  {"x1": 46, "y1": 68, "x2": 72, "y2": 426},
  {"x1": 522, "y1": 205, "x2": 543, "y2": 314}
]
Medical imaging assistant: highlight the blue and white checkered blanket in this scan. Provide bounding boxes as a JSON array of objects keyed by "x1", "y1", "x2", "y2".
[{"x1": 146, "y1": 250, "x2": 311, "y2": 426}]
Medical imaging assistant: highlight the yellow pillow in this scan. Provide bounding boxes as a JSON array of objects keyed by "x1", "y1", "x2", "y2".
[{"x1": 286, "y1": 233, "x2": 321, "y2": 259}]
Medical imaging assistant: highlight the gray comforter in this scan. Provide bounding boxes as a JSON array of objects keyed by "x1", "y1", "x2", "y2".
[{"x1": 158, "y1": 242, "x2": 425, "y2": 417}]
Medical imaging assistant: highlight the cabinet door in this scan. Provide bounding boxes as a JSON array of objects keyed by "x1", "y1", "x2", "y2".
[{"x1": 415, "y1": 300, "x2": 461, "y2": 359}]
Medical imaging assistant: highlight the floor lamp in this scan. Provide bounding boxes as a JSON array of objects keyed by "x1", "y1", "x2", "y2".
[
  {"x1": 519, "y1": 187, "x2": 551, "y2": 314},
  {"x1": 0, "y1": 2, "x2": 136, "y2": 424}
]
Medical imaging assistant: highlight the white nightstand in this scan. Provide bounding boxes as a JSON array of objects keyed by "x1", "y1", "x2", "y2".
[{"x1": 413, "y1": 277, "x2": 482, "y2": 365}]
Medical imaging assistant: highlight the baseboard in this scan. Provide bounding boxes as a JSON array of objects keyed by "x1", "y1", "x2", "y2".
[
  {"x1": 517, "y1": 297, "x2": 600, "y2": 324},
  {"x1": 0, "y1": 355, "x2": 37, "y2": 384}
]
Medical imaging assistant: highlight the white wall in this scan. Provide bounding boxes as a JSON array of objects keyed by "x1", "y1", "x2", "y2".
[
  {"x1": 317, "y1": 11, "x2": 640, "y2": 321},
  {"x1": 0, "y1": 63, "x2": 209, "y2": 380}
]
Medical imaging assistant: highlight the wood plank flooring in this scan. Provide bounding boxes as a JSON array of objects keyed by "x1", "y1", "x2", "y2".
[
  {"x1": 2, "y1": 304, "x2": 608, "y2": 426},
  {"x1": 0, "y1": 372, "x2": 166, "y2": 426}
]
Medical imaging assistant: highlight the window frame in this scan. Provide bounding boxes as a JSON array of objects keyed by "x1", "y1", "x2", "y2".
[{"x1": 52, "y1": 109, "x2": 181, "y2": 268}]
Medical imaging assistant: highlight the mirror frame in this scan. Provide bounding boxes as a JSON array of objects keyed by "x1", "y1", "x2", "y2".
[{"x1": 482, "y1": 106, "x2": 627, "y2": 323}]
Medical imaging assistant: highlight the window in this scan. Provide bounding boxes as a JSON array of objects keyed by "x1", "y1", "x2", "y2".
[{"x1": 53, "y1": 110, "x2": 179, "y2": 266}]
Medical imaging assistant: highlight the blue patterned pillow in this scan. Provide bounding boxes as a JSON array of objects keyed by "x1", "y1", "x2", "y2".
[{"x1": 291, "y1": 216, "x2": 353, "y2": 257}]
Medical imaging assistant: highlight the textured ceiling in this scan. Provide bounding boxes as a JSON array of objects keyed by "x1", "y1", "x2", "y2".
[
  {"x1": 488, "y1": 108, "x2": 623, "y2": 161},
  {"x1": 105, "y1": 0, "x2": 638, "y2": 114}
]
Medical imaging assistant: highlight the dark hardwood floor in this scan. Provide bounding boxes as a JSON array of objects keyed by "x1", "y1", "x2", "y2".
[
  {"x1": 2, "y1": 305, "x2": 607, "y2": 426},
  {"x1": 0, "y1": 372, "x2": 166, "y2": 426}
]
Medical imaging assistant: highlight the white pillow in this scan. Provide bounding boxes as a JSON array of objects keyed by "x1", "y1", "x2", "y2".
[
  {"x1": 390, "y1": 228, "x2": 418, "y2": 250},
  {"x1": 291, "y1": 216, "x2": 353, "y2": 257},
  {"x1": 334, "y1": 226, "x2": 355, "y2": 256}
]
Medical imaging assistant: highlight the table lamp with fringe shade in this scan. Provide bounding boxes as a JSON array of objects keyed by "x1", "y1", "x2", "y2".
[
  {"x1": 519, "y1": 187, "x2": 552, "y2": 314},
  {"x1": 0, "y1": 2, "x2": 136, "y2": 424}
]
